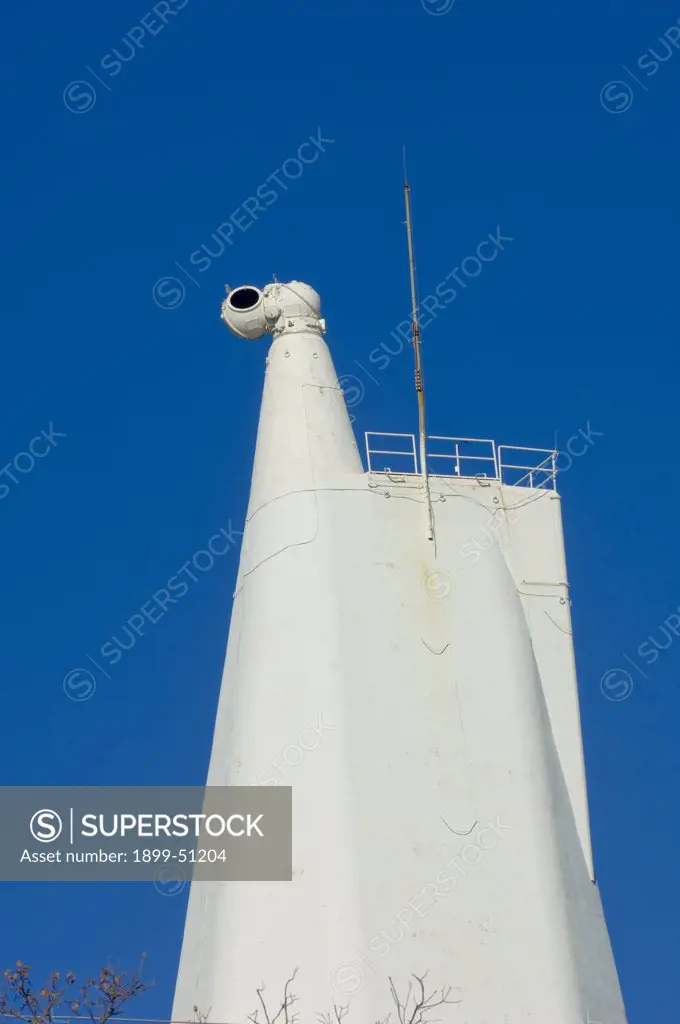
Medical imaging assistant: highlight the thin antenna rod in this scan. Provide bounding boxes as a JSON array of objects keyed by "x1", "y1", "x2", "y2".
[{"x1": 403, "y1": 152, "x2": 435, "y2": 543}]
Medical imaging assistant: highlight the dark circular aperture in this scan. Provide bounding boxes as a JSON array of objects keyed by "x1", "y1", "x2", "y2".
[{"x1": 229, "y1": 287, "x2": 260, "y2": 311}]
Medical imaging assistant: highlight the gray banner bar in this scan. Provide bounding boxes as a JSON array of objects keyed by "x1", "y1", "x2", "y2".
[{"x1": 0, "y1": 787, "x2": 291, "y2": 882}]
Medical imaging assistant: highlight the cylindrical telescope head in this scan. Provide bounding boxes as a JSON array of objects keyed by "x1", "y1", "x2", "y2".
[
  {"x1": 221, "y1": 286, "x2": 268, "y2": 339},
  {"x1": 221, "y1": 281, "x2": 324, "y2": 340}
]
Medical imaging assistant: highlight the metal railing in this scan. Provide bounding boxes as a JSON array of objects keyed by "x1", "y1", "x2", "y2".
[
  {"x1": 497, "y1": 446, "x2": 557, "y2": 490},
  {"x1": 364, "y1": 433, "x2": 557, "y2": 490},
  {"x1": 426, "y1": 436, "x2": 498, "y2": 480},
  {"x1": 364, "y1": 432, "x2": 418, "y2": 475}
]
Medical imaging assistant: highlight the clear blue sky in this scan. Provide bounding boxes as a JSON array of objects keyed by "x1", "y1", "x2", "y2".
[{"x1": 1, "y1": 0, "x2": 679, "y2": 1019}]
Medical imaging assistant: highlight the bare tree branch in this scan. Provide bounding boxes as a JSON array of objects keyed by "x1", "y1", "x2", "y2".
[
  {"x1": 387, "y1": 974, "x2": 460, "y2": 1024},
  {"x1": 317, "y1": 1003, "x2": 349, "y2": 1024},
  {"x1": 253, "y1": 969, "x2": 459, "y2": 1024},
  {"x1": 248, "y1": 971, "x2": 299, "y2": 1024},
  {"x1": 0, "y1": 958, "x2": 149, "y2": 1024}
]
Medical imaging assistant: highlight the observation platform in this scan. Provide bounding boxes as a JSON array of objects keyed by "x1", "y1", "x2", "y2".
[{"x1": 365, "y1": 433, "x2": 558, "y2": 490}]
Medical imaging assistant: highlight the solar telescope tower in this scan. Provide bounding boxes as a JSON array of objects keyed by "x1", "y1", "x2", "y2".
[{"x1": 172, "y1": 261, "x2": 627, "y2": 1020}]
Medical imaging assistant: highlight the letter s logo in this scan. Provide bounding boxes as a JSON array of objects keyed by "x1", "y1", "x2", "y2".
[{"x1": 30, "y1": 809, "x2": 63, "y2": 843}]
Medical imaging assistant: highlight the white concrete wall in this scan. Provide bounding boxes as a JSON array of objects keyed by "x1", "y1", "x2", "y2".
[{"x1": 172, "y1": 329, "x2": 626, "y2": 1024}]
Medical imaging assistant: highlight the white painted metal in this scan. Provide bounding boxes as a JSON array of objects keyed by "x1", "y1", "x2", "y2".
[
  {"x1": 221, "y1": 281, "x2": 326, "y2": 341},
  {"x1": 173, "y1": 282, "x2": 627, "y2": 1024}
]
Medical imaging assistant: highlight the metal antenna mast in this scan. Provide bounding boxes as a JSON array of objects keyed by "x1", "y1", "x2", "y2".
[{"x1": 403, "y1": 152, "x2": 435, "y2": 543}]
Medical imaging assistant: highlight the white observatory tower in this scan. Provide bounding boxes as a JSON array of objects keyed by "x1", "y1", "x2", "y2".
[{"x1": 172, "y1": 270, "x2": 627, "y2": 1022}]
